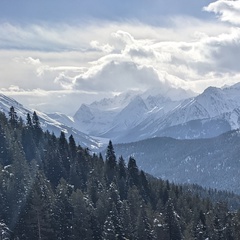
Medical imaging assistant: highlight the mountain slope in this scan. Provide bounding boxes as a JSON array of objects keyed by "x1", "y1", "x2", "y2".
[
  {"x1": 0, "y1": 94, "x2": 102, "y2": 150},
  {"x1": 73, "y1": 90, "x2": 140, "y2": 135},
  {"x1": 112, "y1": 129, "x2": 240, "y2": 194}
]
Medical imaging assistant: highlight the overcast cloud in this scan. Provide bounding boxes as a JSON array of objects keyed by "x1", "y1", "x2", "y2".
[{"x1": 0, "y1": 0, "x2": 240, "y2": 114}]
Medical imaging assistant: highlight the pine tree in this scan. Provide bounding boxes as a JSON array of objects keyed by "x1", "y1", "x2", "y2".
[
  {"x1": 136, "y1": 204, "x2": 155, "y2": 240},
  {"x1": 165, "y1": 200, "x2": 183, "y2": 240},
  {"x1": 21, "y1": 127, "x2": 36, "y2": 161},
  {"x1": 105, "y1": 140, "x2": 117, "y2": 183},
  {"x1": 120, "y1": 200, "x2": 134, "y2": 240},
  {"x1": 52, "y1": 178, "x2": 73, "y2": 240},
  {"x1": 43, "y1": 133, "x2": 64, "y2": 187},
  {"x1": 8, "y1": 106, "x2": 18, "y2": 127},
  {"x1": 32, "y1": 111, "x2": 40, "y2": 129},
  {"x1": 23, "y1": 171, "x2": 53, "y2": 239},
  {"x1": 127, "y1": 157, "x2": 139, "y2": 187},
  {"x1": 139, "y1": 170, "x2": 151, "y2": 203},
  {"x1": 32, "y1": 111, "x2": 42, "y2": 144},
  {"x1": 110, "y1": 203, "x2": 126, "y2": 240},
  {"x1": 26, "y1": 113, "x2": 33, "y2": 128},
  {"x1": 68, "y1": 134, "x2": 76, "y2": 159},
  {"x1": 59, "y1": 131, "x2": 70, "y2": 178},
  {"x1": 70, "y1": 189, "x2": 92, "y2": 239},
  {"x1": 118, "y1": 156, "x2": 127, "y2": 179},
  {"x1": 106, "y1": 141, "x2": 117, "y2": 169},
  {"x1": 127, "y1": 186, "x2": 142, "y2": 234}
]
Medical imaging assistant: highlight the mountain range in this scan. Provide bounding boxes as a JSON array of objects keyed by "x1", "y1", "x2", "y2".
[
  {"x1": 2, "y1": 82, "x2": 240, "y2": 148},
  {"x1": 0, "y1": 94, "x2": 102, "y2": 150},
  {"x1": 70, "y1": 82, "x2": 240, "y2": 143}
]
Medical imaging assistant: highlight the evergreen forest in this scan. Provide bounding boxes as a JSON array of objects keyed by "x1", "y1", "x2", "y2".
[{"x1": 1, "y1": 107, "x2": 240, "y2": 239}]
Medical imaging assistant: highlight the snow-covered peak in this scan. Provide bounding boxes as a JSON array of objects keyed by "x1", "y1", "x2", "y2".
[
  {"x1": 109, "y1": 95, "x2": 149, "y2": 132},
  {"x1": 225, "y1": 82, "x2": 240, "y2": 90},
  {"x1": 74, "y1": 104, "x2": 94, "y2": 122},
  {"x1": 90, "y1": 90, "x2": 141, "y2": 111},
  {"x1": 117, "y1": 95, "x2": 148, "y2": 116},
  {"x1": 142, "y1": 85, "x2": 196, "y2": 101}
]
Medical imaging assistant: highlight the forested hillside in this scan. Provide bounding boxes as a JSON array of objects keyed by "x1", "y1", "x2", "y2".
[
  {"x1": 113, "y1": 134, "x2": 240, "y2": 194},
  {"x1": 1, "y1": 107, "x2": 240, "y2": 239}
]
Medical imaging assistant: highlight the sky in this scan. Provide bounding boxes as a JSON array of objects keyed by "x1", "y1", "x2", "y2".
[{"x1": 0, "y1": 0, "x2": 240, "y2": 115}]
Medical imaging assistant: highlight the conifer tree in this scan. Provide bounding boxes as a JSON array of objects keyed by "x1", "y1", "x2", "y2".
[
  {"x1": 22, "y1": 127, "x2": 36, "y2": 161},
  {"x1": 165, "y1": 200, "x2": 183, "y2": 240},
  {"x1": 43, "y1": 134, "x2": 64, "y2": 186},
  {"x1": 127, "y1": 157, "x2": 139, "y2": 187},
  {"x1": 118, "y1": 156, "x2": 127, "y2": 179},
  {"x1": 136, "y1": 205, "x2": 155, "y2": 240},
  {"x1": 52, "y1": 178, "x2": 73, "y2": 239},
  {"x1": 70, "y1": 189, "x2": 91, "y2": 239},
  {"x1": 32, "y1": 111, "x2": 40, "y2": 129},
  {"x1": 106, "y1": 141, "x2": 116, "y2": 168},
  {"x1": 59, "y1": 131, "x2": 70, "y2": 177},
  {"x1": 120, "y1": 200, "x2": 134, "y2": 240},
  {"x1": 69, "y1": 134, "x2": 76, "y2": 159},
  {"x1": 26, "y1": 113, "x2": 33, "y2": 128},
  {"x1": 105, "y1": 140, "x2": 117, "y2": 183},
  {"x1": 110, "y1": 203, "x2": 126, "y2": 240},
  {"x1": 31, "y1": 111, "x2": 42, "y2": 144},
  {"x1": 8, "y1": 106, "x2": 18, "y2": 127},
  {"x1": 23, "y1": 171, "x2": 53, "y2": 240}
]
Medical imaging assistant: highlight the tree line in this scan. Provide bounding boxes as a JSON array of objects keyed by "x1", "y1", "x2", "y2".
[{"x1": 0, "y1": 106, "x2": 240, "y2": 239}]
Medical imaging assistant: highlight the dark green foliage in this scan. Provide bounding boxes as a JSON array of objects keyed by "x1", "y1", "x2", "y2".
[
  {"x1": 26, "y1": 113, "x2": 32, "y2": 128},
  {"x1": 165, "y1": 200, "x2": 183, "y2": 240},
  {"x1": 32, "y1": 111, "x2": 40, "y2": 129},
  {"x1": 0, "y1": 110, "x2": 240, "y2": 239},
  {"x1": 127, "y1": 156, "x2": 139, "y2": 187},
  {"x1": 105, "y1": 140, "x2": 117, "y2": 183},
  {"x1": 106, "y1": 140, "x2": 117, "y2": 169},
  {"x1": 9, "y1": 106, "x2": 18, "y2": 127}
]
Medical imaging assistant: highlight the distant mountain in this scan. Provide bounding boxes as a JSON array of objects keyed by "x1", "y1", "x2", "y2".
[
  {"x1": 73, "y1": 87, "x2": 193, "y2": 141},
  {"x1": 112, "y1": 129, "x2": 240, "y2": 194},
  {"x1": 72, "y1": 82, "x2": 240, "y2": 143},
  {"x1": 73, "y1": 90, "x2": 140, "y2": 136},
  {"x1": 0, "y1": 94, "x2": 102, "y2": 150}
]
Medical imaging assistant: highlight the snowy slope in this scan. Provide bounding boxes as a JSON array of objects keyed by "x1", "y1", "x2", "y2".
[
  {"x1": 72, "y1": 87, "x2": 194, "y2": 138},
  {"x1": 73, "y1": 90, "x2": 140, "y2": 135},
  {"x1": 120, "y1": 84, "x2": 240, "y2": 142},
  {"x1": 0, "y1": 94, "x2": 102, "y2": 150},
  {"x1": 72, "y1": 83, "x2": 240, "y2": 143},
  {"x1": 72, "y1": 86, "x2": 197, "y2": 142}
]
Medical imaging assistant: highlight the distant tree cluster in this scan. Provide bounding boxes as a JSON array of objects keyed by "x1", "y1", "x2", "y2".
[{"x1": 0, "y1": 106, "x2": 240, "y2": 239}]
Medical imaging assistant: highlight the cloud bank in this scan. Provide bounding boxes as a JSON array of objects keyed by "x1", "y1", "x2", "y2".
[{"x1": 0, "y1": 0, "x2": 240, "y2": 114}]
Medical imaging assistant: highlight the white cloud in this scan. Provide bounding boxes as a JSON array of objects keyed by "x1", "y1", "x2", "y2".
[
  {"x1": 204, "y1": 0, "x2": 240, "y2": 25},
  {"x1": 1, "y1": 1, "x2": 240, "y2": 113},
  {"x1": 74, "y1": 61, "x2": 161, "y2": 92},
  {"x1": 90, "y1": 41, "x2": 114, "y2": 53}
]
